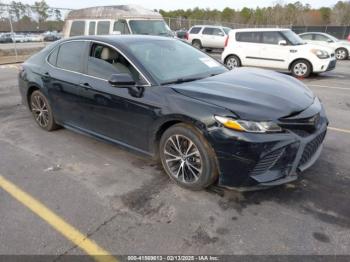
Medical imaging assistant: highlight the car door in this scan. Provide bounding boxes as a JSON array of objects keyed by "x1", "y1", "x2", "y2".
[
  {"x1": 235, "y1": 31, "x2": 263, "y2": 67},
  {"x1": 44, "y1": 40, "x2": 88, "y2": 126},
  {"x1": 256, "y1": 31, "x2": 290, "y2": 69},
  {"x1": 201, "y1": 27, "x2": 214, "y2": 48},
  {"x1": 76, "y1": 42, "x2": 157, "y2": 152},
  {"x1": 211, "y1": 28, "x2": 226, "y2": 48}
]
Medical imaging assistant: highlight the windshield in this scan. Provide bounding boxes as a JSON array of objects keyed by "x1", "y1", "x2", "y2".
[
  {"x1": 281, "y1": 30, "x2": 305, "y2": 45},
  {"x1": 128, "y1": 40, "x2": 227, "y2": 84},
  {"x1": 129, "y1": 20, "x2": 173, "y2": 36}
]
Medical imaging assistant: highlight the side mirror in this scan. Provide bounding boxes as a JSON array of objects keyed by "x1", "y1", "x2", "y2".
[
  {"x1": 108, "y1": 73, "x2": 136, "y2": 87},
  {"x1": 278, "y1": 40, "x2": 287, "y2": 46}
]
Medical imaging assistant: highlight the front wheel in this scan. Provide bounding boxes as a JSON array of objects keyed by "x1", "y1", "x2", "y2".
[
  {"x1": 291, "y1": 60, "x2": 312, "y2": 78},
  {"x1": 159, "y1": 123, "x2": 218, "y2": 190},
  {"x1": 225, "y1": 55, "x2": 241, "y2": 70},
  {"x1": 335, "y1": 48, "x2": 348, "y2": 60}
]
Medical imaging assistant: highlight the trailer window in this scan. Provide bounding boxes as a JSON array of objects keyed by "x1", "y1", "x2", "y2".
[
  {"x1": 113, "y1": 20, "x2": 130, "y2": 34},
  {"x1": 89, "y1": 21, "x2": 96, "y2": 35},
  {"x1": 70, "y1": 21, "x2": 85, "y2": 37},
  {"x1": 97, "y1": 21, "x2": 110, "y2": 35}
]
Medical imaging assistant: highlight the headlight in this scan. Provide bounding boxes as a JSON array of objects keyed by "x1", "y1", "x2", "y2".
[
  {"x1": 311, "y1": 49, "x2": 329, "y2": 59},
  {"x1": 214, "y1": 116, "x2": 282, "y2": 133}
]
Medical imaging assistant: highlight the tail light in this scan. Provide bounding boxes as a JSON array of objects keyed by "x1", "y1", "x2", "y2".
[
  {"x1": 185, "y1": 32, "x2": 189, "y2": 40},
  {"x1": 224, "y1": 35, "x2": 229, "y2": 47}
]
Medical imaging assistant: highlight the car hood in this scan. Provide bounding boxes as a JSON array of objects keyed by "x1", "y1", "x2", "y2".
[
  {"x1": 305, "y1": 43, "x2": 336, "y2": 53},
  {"x1": 171, "y1": 68, "x2": 315, "y2": 121}
]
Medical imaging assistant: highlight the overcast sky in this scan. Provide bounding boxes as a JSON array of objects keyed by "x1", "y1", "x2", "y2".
[{"x1": 16, "y1": 0, "x2": 339, "y2": 11}]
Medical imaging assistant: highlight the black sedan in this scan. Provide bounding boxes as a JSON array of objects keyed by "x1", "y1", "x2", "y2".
[{"x1": 18, "y1": 35, "x2": 328, "y2": 190}]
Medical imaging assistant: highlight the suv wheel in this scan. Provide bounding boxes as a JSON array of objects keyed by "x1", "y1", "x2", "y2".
[
  {"x1": 192, "y1": 40, "x2": 202, "y2": 49},
  {"x1": 225, "y1": 55, "x2": 241, "y2": 70},
  {"x1": 291, "y1": 59, "x2": 311, "y2": 78},
  {"x1": 159, "y1": 123, "x2": 218, "y2": 190},
  {"x1": 30, "y1": 90, "x2": 59, "y2": 131},
  {"x1": 335, "y1": 48, "x2": 348, "y2": 60}
]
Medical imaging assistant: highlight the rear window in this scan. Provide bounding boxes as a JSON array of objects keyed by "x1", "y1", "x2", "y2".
[
  {"x1": 236, "y1": 32, "x2": 261, "y2": 43},
  {"x1": 261, "y1": 31, "x2": 285, "y2": 45},
  {"x1": 189, "y1": 27, "x2": 201, "y2": 34},
  {"x1": 202, "y1": 28, "x2": 214, "y2": 35},
  {"x1": 47, "y1": 47, "x2": 59, "y2": 66},
  {"x1": 97, "y1": 21, "x2": 110, "y2": 35},
  {"x1": 70, "y1": 21, "x2": 85, "y2": 37}
]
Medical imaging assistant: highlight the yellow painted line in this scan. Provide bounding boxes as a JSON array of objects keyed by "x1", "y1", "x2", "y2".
[
  {"x1": 328, "y1": 127, "x2": 350, "y2": 134},
  {"x1": 0, "y1": 175, "x2": 118, "y2": 262}
]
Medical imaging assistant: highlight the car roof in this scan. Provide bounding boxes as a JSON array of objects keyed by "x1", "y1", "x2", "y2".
[
  {"x1": 299, "y1": 32, "x2": 328, "y2": 36},
  {"x1": 231, "y1": 28, "x2": 290, "y2": 32},
  {"x1": 61, "y1": 35, "x2": 174, "y2": 44},
  {"x1": 190, "y1": 25, "x2": 227, "y2": 28}
]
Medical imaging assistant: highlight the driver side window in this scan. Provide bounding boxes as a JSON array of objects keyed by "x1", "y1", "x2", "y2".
[{"x1": 87, "y1": 43, "x2": 146, "y2": 84}]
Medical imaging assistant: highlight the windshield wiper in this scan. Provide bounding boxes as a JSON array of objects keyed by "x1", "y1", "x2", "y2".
[{"x1": 162, "y1": 77, "x2": 204, "y2": 85}]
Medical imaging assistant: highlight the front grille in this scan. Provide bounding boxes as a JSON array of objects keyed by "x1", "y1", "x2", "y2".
[
  {"x1": 299, "y1": 131, "x2": 326, "y2": 167},
  {"x1": 279, "y1": 113, "x2": 321, "y2": 137},
  {"x1": 331, "y1": 53, "x2": 335, "y2": 57},
  {"x1": 250, "y1": 148, "x2": 285, "y2": 176}
]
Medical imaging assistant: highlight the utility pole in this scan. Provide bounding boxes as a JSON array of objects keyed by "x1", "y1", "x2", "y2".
[{"x1": 7, "y1": 4, "x2": 18, "y2": 62}]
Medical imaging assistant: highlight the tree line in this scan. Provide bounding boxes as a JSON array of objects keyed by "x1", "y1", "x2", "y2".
[{"x1": 159, "y1": 1, "x2": 350, "y2": 26}]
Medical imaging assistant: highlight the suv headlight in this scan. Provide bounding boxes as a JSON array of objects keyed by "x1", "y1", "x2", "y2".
[
  {"x1": 311, "y1": 49, "x2": 329, "y2": 59},
  {"x1": 215, "y1": 116, "x2": 282, "y2": 133}
]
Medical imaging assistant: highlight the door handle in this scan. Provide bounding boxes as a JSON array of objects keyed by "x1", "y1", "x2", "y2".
[{"x1": 79, "y1": 82, "x2": 91, "y2": 89}]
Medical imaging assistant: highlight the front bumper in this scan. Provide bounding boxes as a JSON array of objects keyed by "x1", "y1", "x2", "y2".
[
  {"x1": 313, "y1": 57, "x2": 336, "y2": 73},
  {"x1": 207, "y1": 101, "x2": 328, "y2": 189}
]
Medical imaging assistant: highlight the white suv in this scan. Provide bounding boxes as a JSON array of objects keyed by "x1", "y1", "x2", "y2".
[
  {"x1": 186, "y1": 25, "x2": 231, "y2": 50},
  {"x1": 299, "y1": 32, "x2": 350, "y2": 60},
  {"x1": 222, "y1": 28, "x2": 336, "y2": 78}
]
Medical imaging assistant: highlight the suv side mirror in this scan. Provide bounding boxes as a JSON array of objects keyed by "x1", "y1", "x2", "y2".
[
  {"x1": 108, "y1": 73, "x2": 136, "y2": 87},
  {"x1": 278, "y1": 40, "x2": 287, "y2": 46}
]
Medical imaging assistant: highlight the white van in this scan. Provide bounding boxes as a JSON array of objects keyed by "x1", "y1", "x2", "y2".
[
  {"x1": 222, "y1": 28, "x2": 336, "y2": 78},
  {"x1": 63, "y1": 5, "x2": 173, "y2": 38}
]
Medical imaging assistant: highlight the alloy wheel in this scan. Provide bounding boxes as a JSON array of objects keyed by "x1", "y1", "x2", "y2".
[
  {"x1": 293, "y1": 62, "x2": 308, "y2": 77},
  {"x1": 31, "y1": 94, "x2": 49, "y2": 128},
  {"x1": 163, "y1": 134, "x2": 202, "y2": 184},
  {"x1": 336, "y1": 49, "x2": 346, "y2": 60},
  {"x1": 226, "y1": 57, "x2": 238, "y2": 69}
]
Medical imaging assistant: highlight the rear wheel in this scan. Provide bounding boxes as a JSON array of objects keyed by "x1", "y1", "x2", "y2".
[
  {"x1": 335, "y1": 48, "x2": 348, "y2": 60},
  {"x1": 30, "y1": 90, "x2": 59, "y2": 131},
  {"x1": 192, "y1": 40, "x2": 202, "y2": 50},
  {"x1": 291, "y1": 59, "x2": 311, "y2": 78},
  {"x1": 225, "y1": 55, "x2": 241, "y2": 70},
  {"x1": 159, "y1": 123, "x2": 218, "y2": 190}
]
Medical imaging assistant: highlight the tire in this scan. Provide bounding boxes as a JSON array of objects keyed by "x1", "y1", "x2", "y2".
[
  {"x1": 192, "y1": 40, "x2": 202, "y2": 50},
  {"x1": 291, "y1": 59, "x2": 312, "y2": 78},
  {"x1": 225, "y1": 55, "x2": 241, "y2": 70},
  {"x1": 159, "y1": 123, "x2": 218, "y2": 190},
  {"x1": 335, "y1": 48, "x2": 348, "y2": 60},
  {"x1": 205, "y1": 48, "x2": 212, "y2": 53},
  {"x1": 30, "y1": 90, "x2": 59, "y2": 131}
]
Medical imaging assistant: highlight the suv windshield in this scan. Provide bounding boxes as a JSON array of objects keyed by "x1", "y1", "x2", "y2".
[
  {"x1": 128, "y1": 40, "x2": 227, "y2": 84},
  {"x1": 281, "y1": 30, "x2": 305, "y2": 45},
  {"x1": 129, "y1": 20, "x2": 173, "y2": 36}
]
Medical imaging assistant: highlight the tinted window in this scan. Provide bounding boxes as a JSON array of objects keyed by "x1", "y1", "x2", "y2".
[
  {"x1": 129, "y1": 20, "x2": 172, "y2": 36},
  {"x1": 236, "y1": 32, "x2": 261, "y2": 43},
  {"x1": 97, "y1": 21, "x2": 110, "y2": 35},
  {"x1": 56, "y1": 41, "x2": 85, "y2": 72},
  {"x1": 315, "y1": 34, "x2": 330, "y2": 41},
  {"x1": 262, "y1": 32, "x2": 285, "y2": 45},
  {"x1": 87, "y1": 43, "x2": 146, "y2": 84},
  {"x1": 89, "y1": 21, "x2": 96, "y2": 35},
  {"x1": 70, "y1": 21, "x2": 85, "y2": 37},
  {"x1": 212, "y1": 28, "x2": 224, "y2": 36},
  {"x1": 48, "y1": 46, "x2": 59, "y2": 66},
  {"x1": 113, "y1": 20, "x2": 130, "y2": 34},
  {"x1": 202, "y1": 28, "x2": 214, "y2": 35},
  {"x1": 300, "y1": 34, "x2": 313, "y2": 40},
  {"x1": 189, "y1": 27, "x2": 201, "y2": 34}
]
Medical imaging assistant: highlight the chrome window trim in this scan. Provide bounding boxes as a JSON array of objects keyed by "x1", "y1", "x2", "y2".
[{"x1": 45, "y1": 39, "x2": 152, "y2": 87}]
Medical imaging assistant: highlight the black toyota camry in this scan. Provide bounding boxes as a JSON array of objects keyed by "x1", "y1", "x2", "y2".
[{"x1": 18, "y1": 35, "x2": 328, "y2": 190}]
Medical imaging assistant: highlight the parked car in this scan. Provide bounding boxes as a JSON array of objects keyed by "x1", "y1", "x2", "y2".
[
  {"x1": 12, "y1": 34, "x2": 26, "y2": 43},
  {"x1": 27, "y1": 34, "x2": 43, "y2": 42},
  {"x1": 175, "y1": 29, "x2": 187, "y2": 40},
  {"x1": 185, "y1": 25, "x2": 231, "y2": 50},
  {"x1": 43, "y1": 34, "x2": 60, "y2": 42},
  {"x1": 18, "y1": 35, "x2": 328, "y2": 191},
  {"x1": 0, "y1": 33, "x2": 13, "y2": 43},
  {"x1": 63, "y1": 5, "x2": 173, "y2": 38},
  {"x1": 299, "y1": 32, "x2": 350, "y2": 60},
  {"x1": 348, "y1": 34, "x2": 350, "y2": 42},
  {"x1": 222, "y1": 28, "x2": 336, "y2": 78}
]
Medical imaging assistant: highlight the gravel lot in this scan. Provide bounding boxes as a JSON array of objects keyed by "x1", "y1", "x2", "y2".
[{"x1": 0, "y1": 58, "x2": 349, "y2": 258}]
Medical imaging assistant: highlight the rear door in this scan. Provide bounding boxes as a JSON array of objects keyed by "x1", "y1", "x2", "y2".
[
  {"x1": 235, "y1": 31, "x2": 262, "y2": 67},
  {"x1": 211, "y1": 28, "x2": 226, "y2": 48},
  {"x1": 44, "y1": 40, "x2": 88, "y2": 126},
  {"x1": 201, "y1": 27, "x2": 214, "y2": 48}
]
